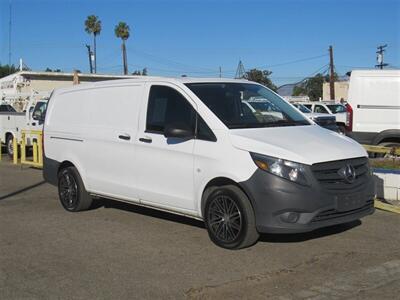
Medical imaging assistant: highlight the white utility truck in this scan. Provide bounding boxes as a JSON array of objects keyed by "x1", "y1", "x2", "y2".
[
  {"x1": 0, "y1": 97, "x2": 48, "y2": 157},
  {"x1": 346, "y1": 70, "x2": 400, "y2": 147}
]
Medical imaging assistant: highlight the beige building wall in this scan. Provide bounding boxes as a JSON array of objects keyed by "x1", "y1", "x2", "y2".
[
  {"x1": 323, "y1": 81, "x2": 349, "y2": 101},
  {"x1": 19, "y1": 78, "x2": 80, "y2": 93}
]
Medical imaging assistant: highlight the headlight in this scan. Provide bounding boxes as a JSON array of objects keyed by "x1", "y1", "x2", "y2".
[{"x1": 250, "y1": 153, "x2": 309, "y2": 186}]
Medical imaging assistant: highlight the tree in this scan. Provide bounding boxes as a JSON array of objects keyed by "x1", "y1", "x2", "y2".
[
  {"x1": 44, "y1": 68, "x2": 62, "y2": 72},
  {"x1": 85, "y1": 15, "x2": 101, "y2": 73},
  {"x1": 292, "y1": 73, "x2": 325, "y2": 101},
  {"x1": 115, "y1": 22, "x2": 130, "y2": 75},
  {"x1": 0, "y1": 64, "x2": 17, "y2": 78},
  {"x1": 245, "y1": 69, "x2": 277, "y2": 91}
]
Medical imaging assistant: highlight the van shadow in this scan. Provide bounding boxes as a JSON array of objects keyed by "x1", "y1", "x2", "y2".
[
  {"x1": 92, "y1": 198, "x2": 361, "y2": 243},
  {"x1": 258, "y1": 220, "x2": 361, "y2": 243},
  {"x1": 93, "y1": 198, "x2": 205, "y2": 229}
]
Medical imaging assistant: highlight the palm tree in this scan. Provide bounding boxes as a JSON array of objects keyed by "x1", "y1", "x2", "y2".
[
  {"x1": 114, "y1": 22, "x2": 130, "y2": 75},
  {"x1": 84, "y1": 15, "x2": 101, "y2": 73}
]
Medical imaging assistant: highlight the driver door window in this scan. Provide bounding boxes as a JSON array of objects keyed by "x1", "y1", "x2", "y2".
[{"x1": 146, "y1": 86, "x2": 195, "y2": 134}]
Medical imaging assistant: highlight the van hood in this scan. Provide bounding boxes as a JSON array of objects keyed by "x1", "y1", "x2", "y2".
[{"x1": 229, "y1": 125, "x2": 366, "y2": 165}]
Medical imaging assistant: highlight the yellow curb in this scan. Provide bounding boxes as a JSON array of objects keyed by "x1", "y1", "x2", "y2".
[{"x1": 374, "y1": 199, "x2": 400, "y2": 214}]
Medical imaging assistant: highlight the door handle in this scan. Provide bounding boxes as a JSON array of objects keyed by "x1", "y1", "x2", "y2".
[
  {"x1": 139, "y1": 137, "x2": 152, "y2": 143},
  {"x1": 118, "y1": 134, "x2": 131, "y2": 141}
]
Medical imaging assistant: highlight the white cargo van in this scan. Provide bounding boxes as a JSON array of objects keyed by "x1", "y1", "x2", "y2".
[
  {"x1": 43, "y1": 77, "x2": 375, "y2": 249},
  {"x1": 346, "y1": 70, "x2": 400, "y2": 147}
]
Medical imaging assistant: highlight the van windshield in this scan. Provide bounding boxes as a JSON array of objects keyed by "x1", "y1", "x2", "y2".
[{"x1": 185, "y1": 82, "x2": 310, "y2": 129}]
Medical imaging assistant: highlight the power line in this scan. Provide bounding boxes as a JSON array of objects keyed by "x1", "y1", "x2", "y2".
[
  {"x1": 258, "y1": 54, "x2": 328, "y2": 69},
  {"x1": 128, "y1": 48, "x2": 216, "y2": 72},
  {"x1": 276, "y1": 64, "x2": 330, "y2": 89}
]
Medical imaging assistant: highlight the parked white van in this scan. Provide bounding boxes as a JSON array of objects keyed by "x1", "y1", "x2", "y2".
[
  {"x1": 43, "y1": 77, "x2": 375, "y2": 249},
  {"x1": 346, "y1": 70, "x2": 400, "y2": 147}
]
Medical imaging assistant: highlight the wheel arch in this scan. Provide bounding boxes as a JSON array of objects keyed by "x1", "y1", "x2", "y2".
[
  {"x1": 58, "y1": 160, "x2": 75, "y2": 174},
  {"x1": 200, "y1": 176, "x2": 255, "y2": 218},
  {"x1": 372, "y1": 129, "x2": 400, "y2": 145},
  {"x1": 56, "y1": 159, "x2": 89, "y2": 191}
]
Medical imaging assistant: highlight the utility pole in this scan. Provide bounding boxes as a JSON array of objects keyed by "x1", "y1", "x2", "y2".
[
  {"x1": 8, "y1": 0, "x2": 12, "y2": 70},
  {"x1": 329, "y1": 45, "x2": 335, "y2": 100},
  {"x1": 86, "y1": 44, "x2": 93, "y2": 73},
  {"x1": 376, "y1": 44, "x2": 388, "y2": 69},
  {"x1": 219, "y1": 66, "x2": 222, "y2": 78}
]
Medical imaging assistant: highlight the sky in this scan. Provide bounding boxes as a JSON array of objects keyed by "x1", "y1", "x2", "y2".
[{"x1": 1, "y1": 0, "x2": 399, "y2": 86}]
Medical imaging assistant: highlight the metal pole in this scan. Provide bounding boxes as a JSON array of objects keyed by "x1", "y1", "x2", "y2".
[
  {"x1": 329, "y1": 45, "x2": 335, "y2": 100},
  {"x1": 86, "y1": 44, "x2": 93, "y2": 73},
  {"x1": 8, "y1": 0, "x2": 12, "y2": 69}
]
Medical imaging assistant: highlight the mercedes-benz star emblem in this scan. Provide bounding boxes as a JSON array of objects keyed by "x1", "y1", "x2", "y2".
[{"x1": 338, "y1": 164, "x2": 356, "y2": 183}]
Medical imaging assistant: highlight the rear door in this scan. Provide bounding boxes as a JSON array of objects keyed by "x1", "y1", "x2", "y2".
[{"x1": 134, "y1": 83, "x2": 196, "y2": 212}]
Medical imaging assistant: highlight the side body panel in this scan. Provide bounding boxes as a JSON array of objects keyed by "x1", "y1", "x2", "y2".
[
  {"x1": 44, "y1": 83, "x2": 144, "y2": 202},
  {"x1": 348, "y1": 70, "x2": 400, "y2": 135}
]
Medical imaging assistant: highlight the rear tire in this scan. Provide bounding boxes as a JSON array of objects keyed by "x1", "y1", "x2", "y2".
[
  {"x1": 57, "y1": 166, "x2": 92, "y2": 212},
  {"x1": 204, "y1": 185, "x2": 259, "y2": 250}
]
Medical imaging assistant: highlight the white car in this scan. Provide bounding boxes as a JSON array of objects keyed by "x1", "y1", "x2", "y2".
[
  {"x1": 299, "y1": 101, "x2": 348, "y2": 133},
  {"x1": 291, "y1": 103, "x2": 339, "y2": 133},
  {"x1": 43, "y1": 77, "x2": 375, "y2": 249}
]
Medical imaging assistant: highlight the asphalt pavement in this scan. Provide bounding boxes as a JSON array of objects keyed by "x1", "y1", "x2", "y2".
[{"x1": 0, "y1": 157, "x2": 399, "y2": 299}]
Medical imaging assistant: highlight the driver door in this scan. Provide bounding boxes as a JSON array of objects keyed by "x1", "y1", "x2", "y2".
[{"x1": 134, "y1": 83, "x2": 197, "y2": 213}]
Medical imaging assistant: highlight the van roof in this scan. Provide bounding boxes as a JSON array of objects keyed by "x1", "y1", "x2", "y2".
[
  {"x1": 91, "y1": 76, "x2": 251, "y2": 85},
  {"x1": 52, "y1": 76, "x2": 252, "y2": 95},
  {"x1": 350, "y1": 69, "x2": 400, "y2": 77}
]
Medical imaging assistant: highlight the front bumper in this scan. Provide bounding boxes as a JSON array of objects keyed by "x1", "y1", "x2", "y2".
[{"x1": 239, "y1": 166, "x2": 375, "y2": 234}]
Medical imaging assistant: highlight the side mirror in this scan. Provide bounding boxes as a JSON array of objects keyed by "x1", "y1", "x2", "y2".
[
  {"x1": 32, "y1": 110, "x2": 44, "y2": 122},
  {"x1": 164, "y1": 123, "x2": 194, "y2": 139}
]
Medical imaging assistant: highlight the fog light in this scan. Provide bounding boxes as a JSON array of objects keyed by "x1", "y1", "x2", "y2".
[{"x1": 280, "y1": 212, "x2": 300, "y2": 223}]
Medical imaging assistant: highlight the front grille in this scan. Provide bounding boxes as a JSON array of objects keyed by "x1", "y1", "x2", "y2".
[
  {"x1": 311, "y1": 157, "x2": 370, "y2": 192},
  {"x1": 315, "y1": 117, "x2": 336, "y2": 127},
  {"x1": 311, "y1": 199, "x2": 374, "y2": 223}
]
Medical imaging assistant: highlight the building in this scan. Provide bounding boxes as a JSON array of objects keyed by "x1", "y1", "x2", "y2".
[
  {"x1": 0, "y1": 71, "x2": 136, "y2": 111},
  {"x1": 323, "y1": 81, "x2": 349, "y2": 101}
]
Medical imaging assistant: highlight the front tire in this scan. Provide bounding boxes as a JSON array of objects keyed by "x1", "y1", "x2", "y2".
[
  {"x1": 204, "y1": 185, "x2": 259, "y2": 250},
  {"x1": 58, "y1": 166, "x2": 92, "y2": 212}
]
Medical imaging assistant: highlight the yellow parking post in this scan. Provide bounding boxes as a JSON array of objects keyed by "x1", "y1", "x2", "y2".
[
  {"x1": 374, "y1": 199, "x2": 400, "y2": 214},
  {"x1": 37, "y1": 134, "x2": 43, "y2": 166},
  {"x1": 19, "y1": 130, "x2": 43, "y2": 168},
  {"x1": 33, "y1": 141, "x2": 38, "y2": 163},
  {"x1": 21, "y1": 132, "x2": 26, "y2": 163},
  {"x1": 13, "y1": 137, "x2": 18, "y2": 164}
]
